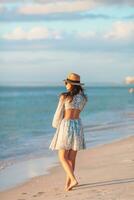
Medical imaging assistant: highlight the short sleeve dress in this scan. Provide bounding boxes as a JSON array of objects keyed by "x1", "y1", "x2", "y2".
[{"x1": 49, "y1": 92, "x2": 87, "y2": 151}]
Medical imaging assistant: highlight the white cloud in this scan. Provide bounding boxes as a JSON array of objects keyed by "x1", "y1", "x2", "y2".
[
  {"x1": 18, "y1": 1, "x2": 96, "y2": 15},
  {"x1": 3, "y1": 27, "x2": 26, "y2": 40},
  {"x1": 1, "y1": 0, "x2": 134, "y2": 22},
  {"x1": 104, "y1": 21, "x2": 134, "y2": 40},
  {"x1": 76, "y1": 22, "x2": 134, "y2": 41},
  {"x1": 3, "y1": 26, "x2": 62, "y2": 40},
  {"x1": 6, "y1": 0, "x2": 134, "y2": 17},
  {"x1": 2, "y1": 22, "x2": 134, "y2": 42},
  {"x1": 2, "y1": 26, "x2": 97, "y2": 41},
  {"x1": 1, "y1": 0, "x2": 134, "y2": 6}
]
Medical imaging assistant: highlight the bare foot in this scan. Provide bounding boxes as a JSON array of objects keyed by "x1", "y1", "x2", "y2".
[
  {"x1": 64, "y1": 178, "x2": 71, "y2": 190},
  {"x1": 66, "y1": 179, "x2": 78, "y2": 191}
]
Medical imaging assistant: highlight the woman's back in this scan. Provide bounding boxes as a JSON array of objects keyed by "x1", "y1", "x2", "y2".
[{"x1": 63, "y1": 92, "x2": 87, "y2": 119}]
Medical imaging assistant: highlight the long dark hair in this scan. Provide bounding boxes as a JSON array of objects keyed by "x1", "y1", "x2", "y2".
[{"x1": 59, "y1": 85, "x2": 88, "y2": 102}]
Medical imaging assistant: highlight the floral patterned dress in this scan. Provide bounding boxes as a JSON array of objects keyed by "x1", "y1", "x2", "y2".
[{"x1": 49, "y1": 92, "x2": 87, "y2": 151}]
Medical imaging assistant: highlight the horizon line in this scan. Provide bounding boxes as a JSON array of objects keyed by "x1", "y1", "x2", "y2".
[{"x1": 0, "y1": 81, "x2": 132, "y2": 87}]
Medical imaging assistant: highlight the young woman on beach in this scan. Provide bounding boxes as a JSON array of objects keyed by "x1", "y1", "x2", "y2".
[{"x1": 49, "y1": 73, "x2": 88, "y2": 191}]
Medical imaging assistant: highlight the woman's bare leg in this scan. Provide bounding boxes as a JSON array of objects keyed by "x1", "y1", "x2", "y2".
[
  {"x1": 65, "y1": 150, "x2": 72, "y2": 188},
  {"x1": 58, "y1": 149, "x2": 78, "y2": 191},
  {"x1": 65, "y1": 149, "x2": 77, "y2": 190}
]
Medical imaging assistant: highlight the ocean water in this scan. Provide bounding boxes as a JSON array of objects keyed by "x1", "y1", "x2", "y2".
[{"x1": 0, "y1": 85, "x2": 134, "y2": 190}]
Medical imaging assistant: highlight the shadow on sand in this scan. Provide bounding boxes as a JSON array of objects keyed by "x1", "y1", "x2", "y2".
[{"x1": 74, "y1": 177, "x2": 134, "y2": 190}]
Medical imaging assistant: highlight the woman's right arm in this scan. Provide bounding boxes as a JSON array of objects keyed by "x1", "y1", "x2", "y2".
[{"x1": 52, "y1": 95, "x2": 65, "y2": 128}]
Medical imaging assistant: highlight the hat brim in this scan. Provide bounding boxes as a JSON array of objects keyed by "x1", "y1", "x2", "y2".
[{"x1": 63, "y1": 79, "x2": 84, "y2": 85}]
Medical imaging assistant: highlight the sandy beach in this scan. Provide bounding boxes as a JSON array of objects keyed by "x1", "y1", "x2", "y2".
[{"x1": 0, "y1": 135, "x2": 134, "y2": 200}]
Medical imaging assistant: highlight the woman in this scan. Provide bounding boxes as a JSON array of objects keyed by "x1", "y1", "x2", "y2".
[{"x1": 49, "y1": 73, "x2": 88, "y2": 191}]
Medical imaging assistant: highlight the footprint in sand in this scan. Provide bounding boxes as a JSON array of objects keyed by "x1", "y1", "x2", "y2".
[
  {"x1": 33, "y1": 191, "x2": 45, "y2": 197},
  {"x1": 22, "y1": 192, "x2": 27, "y2": 195},
  {"x1": 37, "y1": 191, "x2": 45, "y2": 196},
  {"x1": 55, "y1": 193, "x2": 61, "y2": 196},
  {"x1": 33, "y1": 195, "x2": 37, "y2": 197}
]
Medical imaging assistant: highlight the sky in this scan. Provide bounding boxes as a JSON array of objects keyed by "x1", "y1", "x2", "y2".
[{"x1": 0, "y1": 0, "x2": 134, "y2": 86}]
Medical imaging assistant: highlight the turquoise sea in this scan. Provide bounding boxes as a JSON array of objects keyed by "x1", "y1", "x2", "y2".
[{"x1": 0, "y1": 85, "x2": 134, "y2": 190}]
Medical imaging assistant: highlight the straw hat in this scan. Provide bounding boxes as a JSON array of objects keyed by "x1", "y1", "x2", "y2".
[{"x1": 63, "y1": 73, "x2": 84, "y2": 85}]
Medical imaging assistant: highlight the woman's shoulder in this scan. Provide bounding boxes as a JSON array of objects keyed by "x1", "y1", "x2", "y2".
[
  {"x1": 59, "y1": 93, "x2": 66, "y2": 101},
  {"x1": 77, "y1": 91, "x2": 88, "y2": 101}
]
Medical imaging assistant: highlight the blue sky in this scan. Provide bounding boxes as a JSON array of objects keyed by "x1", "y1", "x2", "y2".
[{"x1": 0, "y1": 0, "x2": 134, "y2": 86}]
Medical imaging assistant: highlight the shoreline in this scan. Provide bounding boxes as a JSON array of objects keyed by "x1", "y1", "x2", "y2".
[
  {"x1": 0, "y1": 154, "x2": 59, "y2": 192},
  {"x1": 0, "y1": 135, "x2": 134, "y2": 200},
  {"x1": 0, "y1": 133, "x2": 133, "y2": 192}
]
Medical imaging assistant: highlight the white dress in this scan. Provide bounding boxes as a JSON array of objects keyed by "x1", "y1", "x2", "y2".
[{"x1": 49, "y1": 92, "x2": 87, "y2": 151}]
